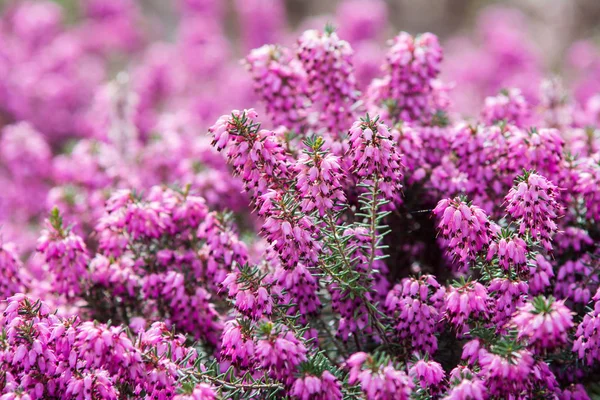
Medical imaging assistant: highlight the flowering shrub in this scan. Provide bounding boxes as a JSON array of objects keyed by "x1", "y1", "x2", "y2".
[{"x1": 2, "y1": 0, "x2": 600, "y2": 399}]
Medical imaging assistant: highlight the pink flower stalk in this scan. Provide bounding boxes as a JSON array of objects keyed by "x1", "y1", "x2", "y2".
[
  {"x1": 366, "y1": 32, "x2": 444, "y2": 124},
  {"x1": 272, "y1": 261, "x2": 321, "y2": 323},
  {"x1": 504, "y1": 172, "x2": 561, "y2": 251},
  {"x1": 256, "y1": 327, "x2": 307, "y2": 386},
  {"x1": 481, "y1": 88, "x2": 530, "y2": 127},
  {"x1": 487, "y1": 278, "x2": 528, "y2": 328},
  {"x1": 219, "y1": 320, "x2": 256, "y2": 370},
  {"x1": 573, "y1": 289, "x2": 600, "y2": 365},
  {"x1": 198, "y1": 211, "x2": 249, "y2": 290},
  {"x1": 433, "y1": 197, "x2": 498, "y2": 271},
  {"x1": 260, "y1": 191, "x2": 321, "y2": 269},
  {"x1": 221, "y1": 268, "x2": 274, "y2": 319},
  {"x1": 297, "y1": 28, "x2": 358, "y2": 136},
  {"x1": 528, "y1": 254, "x2": 554, "y2": 295},
  {"x1": 576, "y1": 161, "x2": 600, "y2": 222},
  {"x1": 408, "y1": 359, "x2": 445, "y2": 389},
  {"x1": 512, "y1": 296, "x2": 574, "y2": 353},
  {"x1": 295, "y1": 139, "x2": 346, "y2": 216},
  {"x1": 478, "y1": 347, "x2": 536, "y2": 397},
  {"x1": 346, "y1": 352, "x2": 414, "y2": 400},
  {"x1": 37, "y1": 210, "x2": 89, "y2": 298},
  {"x1": 246, "y1": 45, "x2": 310, "y2": 132},
  {"x1": 291, "y1": 370, "x2": 343, "y2": 400},
  {"x1": 443, "y1": 281, "x2": 490, "y2": 334},
  {"x1": 486, "y1": 231, "x2": 528, "y2": 276},
  {"x1": 385, "y1": 32, "x2": 443, "y2": 95},
  {"x1": 442, "y1": 368, "x2": 487, "y2": 400},
  {"x1": 64, "y1": 369, "x2": 119, "y2": 399},
  {"x1": 209, "y1": 109, "x2": 290, "y2": 203},
  {"x1": 555, "y1": 254, "x2": 599, "y2": 304},
  {"x1": 347, "y1": 116, "x2": 404, "y2": 200},
  {"x1": 560, "y1": 384, "x2": 592, "y2": 400},
  {"x1": 385, "y1": 275, "x2": 445, "y2": 353},
  {"x1": 0, "y1": 242, "x2": 25, "y2": 299}
]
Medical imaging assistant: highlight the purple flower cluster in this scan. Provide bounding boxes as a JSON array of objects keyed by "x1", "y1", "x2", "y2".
[{"x1": 2, "y1": 1, "x2": 600, "y2": 398}]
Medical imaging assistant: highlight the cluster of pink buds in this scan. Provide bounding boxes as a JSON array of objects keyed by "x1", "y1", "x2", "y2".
[
  {"x1": 291, "y1": 370, "x2": 343, "y2": 400},
  {"x1": 573, "y1": 288, "x2": 600, "y2": 365},
  {"x1": 408, "y1": 358, "x2": 445, "y2": 390},
  {"x1": 209, "y1": 109, "x2": 290, "y2": 203},
  {"x1": 246, "y1": 45, "x2": 310, "y2": 132},
  {"x1": 505, "y1": 172, "x2": 561, "y2": 250},
  {"x1": 433, "y1": 197, "x2": 499, "y2": 271},
  {"x1": 385, "y1": 275, "x2": 445, "y2": 353},
  {"x1": 486, "y1": 229, "x2": 528, "y2": 276},
  {"x1": 37, "y1": 208, "x2": 90, "y2": 297},
  {"x1": 346, "y1": 352, "x2": 414, "y2": 400},
  {"x1": 366, "y1": 32, "x2": 444, "y2": 124},
  {"x1": 347, "y1": 115, "x2": 404, "y2": 200},
  {"x1": 294, "y1": 137, "x2": 346, "y2": 216},
  {"x1": 444, "y1": 281, "x2": 490, "y2": 334},
  {"x1": 481, "y1": 88, "x2": 530, "y2": 127},
  {"x1": 512, "y1": 296, "x2": 574, "y2": 353},
  {"x1": 297, "y1": 27, "x2": 358, "y2": 136}
]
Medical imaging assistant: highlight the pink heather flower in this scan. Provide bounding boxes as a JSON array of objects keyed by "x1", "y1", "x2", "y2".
[
  {"x1": 245, "y1": 45, "x2": 310, "y2": 132},
  {"x1": 573, "y1": 288, "x2": 600, "y2": 365},
  {"x1": 433, "y1": 197, "x2": 498, "y2": 271},
  {"x1": 256, "y1": 327, "x2": 307, "y2": 386},
  {"x1": 481, "y1": 88, "x2": 530, "y2": 127},
  {"x1": 442, "y1": 381, "x2": 486, "y2": 400},
  {"x1": 528, "y1": 254, "x2": 554, "y2": 295},
  {"x1": 576, "y1": 161, "x2": 600, "y2": 222},
  {"x1": 198, "y1": 211, "x2": 249, "y2": 290},
  {"x1": 504, "y1": 172, "x2": 561, "y2": 251},
  {"x1": 385, "y1": 32, "x2": 442, "y2": 94},
  {"x1": 260, "y1": 191, "x2": 321, "y2": 269},
  {"x1": 221, "y1": 268, "x2": 274, "y2": 320},
  {"x1": 1, "y1": 122, "x2": 52, "y2": 181},
  {"x1": 0, "y1": 242, "x2": 25, "y2": 299},
  {"x1": 272, "y1": 259, "x2": 321, "y2": 323},
  {"x1": 37, "y1": 212, "x2": 89, "y2": 298},
  {"x1": 487, "y1": 278, "x2": 528, "y2": 328},
  {"x1": 292, "y1": 370, "x2": 343, "y2": 400},
  {"x1": 385, "y1": 275, "x2": 445, "y2": 354},
  {"x1": 295, "y1": 140, "x2": 346, "y2": 216},
  {"x1": 209, "y1": 109, "x2": 290, "y2": 203},
  {"x1": 297, "y1": 28, "x2": 358, "y2": 136},
  {"x1": 347, "y1": 116, "x2": 404, "y2": 200},
  {"x1": 560, "y1": 384, "x2": 591, "y2": 400},
  {"x1": 219, "y1": 320, "x2": 256, "y2": 370},
  {"x1": 64, "y1": 369, "x2": 119, "y2": 400},
  {"x1": 346, "y1": 352, "x2": 414, "y2": 400},
  {"x1": 174, "y1": 383, "x2": 218, "y2": 400},
  {"x1": 444, "y1": 281, "x2": 490, "y2": 334},
  {"x1": 366, "y1": 32, "x2": 445, "y2": 124},
  {"x1": 408, "y1": 359, "x2": 445, "y2": 389},
  {"x1": 512, "y1": 296, "x2": 574, "y2": 353},
  {"x1": 486, "y1": 230, "x2": 528, "y2": 276},
  {"x1": 478, "y1": 347, "x2": 536, "y2": 397},
  {"x1": 555, "y1": 254, "x2": 600, "y2": 304}
]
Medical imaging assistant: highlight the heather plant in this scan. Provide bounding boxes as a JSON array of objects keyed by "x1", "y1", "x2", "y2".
[{"x1": 2, "y1": 1, "x2": 600, "y2": 399}]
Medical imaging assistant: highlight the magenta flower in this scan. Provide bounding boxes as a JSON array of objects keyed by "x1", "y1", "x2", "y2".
[
  {"x1": 346, "y1": 352, "x2": 414, "y2": 400},
  {"x1": 297, "y1": 28, "x2": 358, "y2": 136},
  {"x1": 512, "y1": 296, "x2": 574, "y2": 353},
  {"x1": 291, "y1": 370, "x2": 342, "y2": 400},
  {"x1": 433, "y1": 197, "x2": 498, "y2": 271},
  {"x1": 504, "y1": 172, "x2": 561, "y2": 251},
  {"x1": 347, "y1": 116, "x2": 404, "y2": 200}
]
